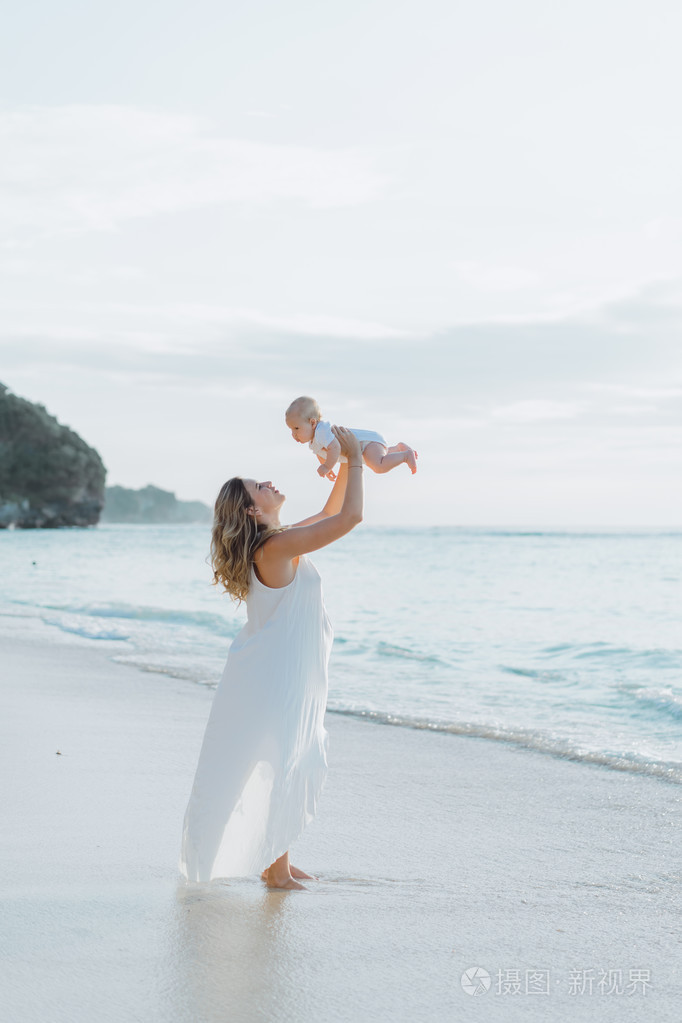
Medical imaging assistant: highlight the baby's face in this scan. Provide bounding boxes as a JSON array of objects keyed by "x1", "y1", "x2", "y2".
[{"x1": 286, "y1": 413, "x2": 316, "y2": 444}]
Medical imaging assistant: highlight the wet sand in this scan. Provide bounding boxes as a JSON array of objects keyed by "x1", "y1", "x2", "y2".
[{"x1": 1, "y1": 637, "x2": 680, "y2": 1022}]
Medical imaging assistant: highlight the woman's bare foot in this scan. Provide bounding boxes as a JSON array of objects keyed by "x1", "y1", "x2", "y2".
[
  {"x1": 269, "y1": 876, "x2": 306, "y2": 890},
  {"x1": 290, "y1": 865, "x2": 318, "y2": 880},
  {"x1": 261, "y1": 864, "x2": 316, "y2": 882},
  {"x1": 261, "y1": 865, "x2": 306, "y2": 890},
  {"x1": 260, "y1": 850, "x2": 309, "y2": 889}
]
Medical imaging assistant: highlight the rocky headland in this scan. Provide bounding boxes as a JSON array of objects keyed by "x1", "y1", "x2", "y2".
[
  {"x1": 0, "y1": 383, "x2": 106, "y2": 528},
  {"x1": 101, "y1": 485, "x2": 211, "y2": 524}
]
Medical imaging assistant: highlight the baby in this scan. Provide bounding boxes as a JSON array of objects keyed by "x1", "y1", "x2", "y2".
[{"x1": 285, "y1": 396, "x2": 418, "y2": 479}]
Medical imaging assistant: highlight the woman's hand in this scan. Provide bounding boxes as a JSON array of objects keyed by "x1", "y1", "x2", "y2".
[{"x1": 332, "y1": 425, "x2": 363, "y2": 465}]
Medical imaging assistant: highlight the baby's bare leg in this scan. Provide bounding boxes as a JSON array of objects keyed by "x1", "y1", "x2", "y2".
[{"x1": 363, "y1": 441, "x2": 418, "y2": 475}]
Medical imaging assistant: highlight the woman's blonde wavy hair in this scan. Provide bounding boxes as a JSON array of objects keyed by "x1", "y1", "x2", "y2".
[{"x1": 210, "y1": 477, "x2": 282, "y2": 604}]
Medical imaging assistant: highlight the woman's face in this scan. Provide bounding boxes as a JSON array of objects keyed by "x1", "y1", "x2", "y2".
[{"x1": 243, "y1": 479, "x2": 285, "y2": 517}]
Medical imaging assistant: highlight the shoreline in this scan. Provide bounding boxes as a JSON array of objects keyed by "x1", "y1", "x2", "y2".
[
  {"x1": 2, "y1": 636, "x2": 680, "y2": 1021},
  {"x1": 3, "y1": 522, "x2": 680, "y2": 799},
  {"x1": 326, "y1": 705, "x2": 682, "y2": 786}
]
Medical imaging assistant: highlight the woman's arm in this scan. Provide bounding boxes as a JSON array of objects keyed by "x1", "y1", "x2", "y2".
[
  {"x1": 262, "y1": 427, "x2": 363, "y2": 562},
  {"x1": 291, "y1": 462, "x2": 348, "y2": 527}
]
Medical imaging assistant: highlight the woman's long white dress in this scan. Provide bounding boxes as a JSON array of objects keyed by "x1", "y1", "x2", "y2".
[{"x1": 179, "y1": 554, "x2": 333, "y2": 881}]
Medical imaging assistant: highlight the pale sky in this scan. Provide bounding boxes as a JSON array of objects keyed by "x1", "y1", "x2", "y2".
[{"x1": 1, "y1": 0, "x2": 681, "y2": 525}]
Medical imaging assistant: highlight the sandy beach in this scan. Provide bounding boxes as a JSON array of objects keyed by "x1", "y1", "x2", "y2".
[{"x1": 1, "y1": 635, "x2": 680, "y2": 1022}]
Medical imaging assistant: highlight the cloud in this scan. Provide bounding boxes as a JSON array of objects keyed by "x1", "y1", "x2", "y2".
[
  {"x1": 586, "y1": 277, "x2": 682, "y2": 331},
  {"x1": 1, "y1": 276, "x2": 681, "y2": 417},
  {"x1": 607, "y1": 404, "x2": 662, "y2": 417},
  {"x1": 490, "y1": 399, "x2": 583, "y2": 422},
  {"x1": 583, "y1": 382, "x2": 682, "y2": 401},
  {"x1": 0, "y1": 105, "x2": 389, "y2": 241},
  {"x1": 452, "y1": 260, "x2": 540, "y2": 292},
  {"x1": 3, "y1": 278, "x2": 681, "y2": 525},
  {"x1": 107, "y1": 303, "x2": 408, "y2": 340}
]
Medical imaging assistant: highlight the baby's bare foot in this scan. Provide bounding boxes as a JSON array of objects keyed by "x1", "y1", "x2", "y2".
[{"x1": 392, "y1": 442, "x2": 418, "y2": 474}]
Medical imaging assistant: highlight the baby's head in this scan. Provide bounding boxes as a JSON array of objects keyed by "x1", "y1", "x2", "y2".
[{"x1": 285, "y1": 395, "x2": 321, "y2": 444}]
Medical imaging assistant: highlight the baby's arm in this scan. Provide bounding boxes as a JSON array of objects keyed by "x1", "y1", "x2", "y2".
[
  {"x1": 316, "y1": 454, "x2": 337, "y2": 482},
  {"x1": 317, "y1": 437, "x2": 342, "y2": 478}
]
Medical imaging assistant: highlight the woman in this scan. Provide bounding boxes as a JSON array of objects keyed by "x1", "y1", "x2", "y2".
[{"x1": 180, "y1": 426, "x2": 363, "y2": 890}]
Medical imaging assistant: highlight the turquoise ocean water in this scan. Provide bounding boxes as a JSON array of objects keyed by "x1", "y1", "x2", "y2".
[{"x1": 1, "y1": 524, "x2": 680, "y2": 783}]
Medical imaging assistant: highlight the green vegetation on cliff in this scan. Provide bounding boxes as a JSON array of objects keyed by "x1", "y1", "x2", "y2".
[
  {"x1": 0, "y1": 383, "x2": 106, "y2": 528},
  {"x1": 102, "y1": 485, "x2": 212, "y2": 524}
]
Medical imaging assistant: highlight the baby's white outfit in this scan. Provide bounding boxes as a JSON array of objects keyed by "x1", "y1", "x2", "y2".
[{"x1": 310, "y1": 421, "x2": 387, "y2": 464}]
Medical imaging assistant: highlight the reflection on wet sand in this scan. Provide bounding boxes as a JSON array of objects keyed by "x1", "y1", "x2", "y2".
[{"x1": 168, "y1": 880, "x2": 311, "y2": 1021}]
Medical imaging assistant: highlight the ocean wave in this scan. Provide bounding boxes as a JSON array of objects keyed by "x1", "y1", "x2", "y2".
[
  {"x1": 375, "y1": 641, "x2": 444, "y2": 664},
  {"x1": 499, "y1": 665, "x2": 573, "y2": 684},
  {"x1": 620, "y1": 685, "x2": 682, "y2": 720},
  {"x1": 541, "y1": 641, "x2": 682, "y2": 669},
  {"x1": 422, "y1": 528, "x2": 682, "y2": 540},
  {"x1": 326, "y1": 705, "x2": 682, "y2": 785},
  {"x1": 17, "y1": 599, "x2": 238, "y2": 636},
  {"x1": 42, "y1": 616, "x2": 130, "y2": 641},
  {"x1": 112, "y1": 654, "x2": 220, "y2": 686},
  {"x1": 542, "y1": 641, "x2": 629, "y2": 660}
]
